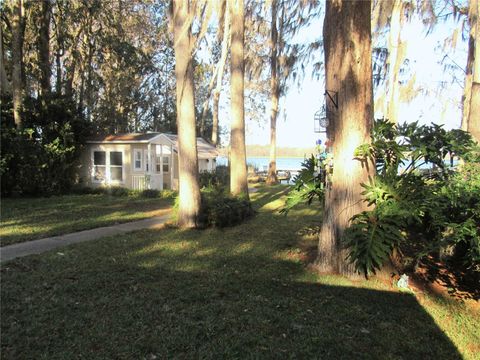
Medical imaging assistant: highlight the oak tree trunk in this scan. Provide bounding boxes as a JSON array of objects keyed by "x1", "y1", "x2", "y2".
[
  {"x1": 199, "y1": 64, "x2": 218, "y2": 138},
  {"x1": 12, "y1": 0, "x2": 25, "y2": 128},
  {"x1": 229, "y1": 0, "x2": 249, "y2": 197},
  {"x1": 39, "y1": 0, "x2": 51, "y2": 97},
  {"x1": 385, "y1": 0, "x2": 405, "y2": 124},
  {"x1": 267, "y1": 0, "x2": 279, "y2": 185},
  {"x1": 212, "y1": 90, "x2": 220, "y2": 145},
  {"x1": 172, "y1": 0, "x2": 202, "y2": 228},
  {"x1": 0, "y1": 25, "x2": 11, "y2": 96},
  {"x1": 211, "y1": 4, "x2": 231, "y2": 146},
  {"x1": 316, "y1": 0, "x2": 373, "y2": 277}
]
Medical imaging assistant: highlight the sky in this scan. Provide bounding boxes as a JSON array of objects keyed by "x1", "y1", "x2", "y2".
[{"x1": 219, "y1": 7, "x2": 468, "y2": 148}]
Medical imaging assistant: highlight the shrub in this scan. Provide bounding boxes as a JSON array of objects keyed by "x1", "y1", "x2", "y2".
[
  {"x1": 280, "y1": 155, "x2": 324, "y2": 215},
  {"x1": 433, "y1": 159, "x2": 480, "y2": 272},
  {"x1": 344, "y1": 120, "x2": 479, "y2": 276},
  {"x1": 141, "y1": 189, "x2": 160, "y2": 198},
  {"x1": 173, "y1": 186, "x2": 254, "y2": 228},
  {"x1": 105, "y1": 186, "x2": 130, "y2": 197},
  {"x1": 199, "y1": 165, "x2": 230, "y2": 190},
  {"x1": 1, "y1": 94, "x2": 91, "y2": 196},
  {"x1": 69, "y1": 186, "x2": 177, "y2": 199},
  {"x1": 159, "y1": 189, "x2": 177, "y2": 199},
  {"x1": 70, "y1": 186, "x2": 99, "y2": 195},
  {"x1": 200, "y1": 188, "x2": 254, "y2": 228}
]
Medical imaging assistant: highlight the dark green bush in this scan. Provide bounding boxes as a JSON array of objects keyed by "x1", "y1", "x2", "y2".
[
  {"x1": 1, "y1": 94, "x2": 91, "y2": 196},
  {"x1": 433, "y1": 159, "x2": 480, "y2": 271},
  {"x1": 200, "y1": 188, "x2": 254, "y2": 228},
  {"x1": 172, "y1": 186, "x2": 254, "y2": 228},
  {"x1": 70, "y1": 186, "x2": 100, "y2": 195},
  {"x1": 141, "y1": 189, "x2": 160, "y2": 198},
  {"x1": 106, "y1": 186, "x2": 130, "y2": 197},
  {"x1": 199, "y1": 165, "x2": 230, "y2": 190},
  {"x1": 344, "y1": 119, "x2": 479, "y2": 276},
  {"x1": 70, "y1": 186, "x2": 177, "y2": 199}
]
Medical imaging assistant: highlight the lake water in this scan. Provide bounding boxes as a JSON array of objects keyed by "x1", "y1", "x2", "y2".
[
  {"x1": 217, "y1": 156, "x2": 306, "y2": 171},
  {"x1": 217, "y1": 156, "x2": 459, "y2": 173}
]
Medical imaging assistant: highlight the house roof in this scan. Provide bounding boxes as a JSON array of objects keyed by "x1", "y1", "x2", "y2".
[
  {"x1": 87, "y1": 133, "x2": 161, "y2": 142},
  {"x1": 87, "y1": 132, "x2": 219, "y2": 159},
  {"x1": 163, "y1": 134, "x2": 219, "y2": 159}
]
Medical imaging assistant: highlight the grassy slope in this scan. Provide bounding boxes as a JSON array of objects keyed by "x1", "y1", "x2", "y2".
[
  {"x1": 0, "y1": 194, "x2": 172, "y2": 246},
  {"x1": 1, "y1": 186, "x2": 478, "y2": 359}
]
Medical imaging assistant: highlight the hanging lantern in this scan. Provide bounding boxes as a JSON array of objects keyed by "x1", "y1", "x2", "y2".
[
  {"x1": 314, "y1": 106, "x2": 328, "y2": 133},
  {"x1": 314, "y1": 90, "x2": 338, "y2": 133}
]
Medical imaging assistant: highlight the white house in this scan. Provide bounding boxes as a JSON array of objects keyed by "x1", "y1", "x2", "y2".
[{"x1": 80, "y1": 133, "x2": 218, "y2": 190}]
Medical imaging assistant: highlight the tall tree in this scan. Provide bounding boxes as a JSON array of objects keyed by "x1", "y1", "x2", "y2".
[
  {"x1": 38, "y1": 0, "x2": 51, "y2": 97},
  {"x1": 372, "y1": 0, "x2": 414, "y2": 124},
  {"x1": 0, "y1": 22, "x2": 11, "y2": 96},
  {"x1": 462, "y1": 0, "x2": 479, "y2": 143},
  {"x1": 316, "y1": 0, "x2": 373, "y2": 276},
  {"x1": 11, "y1": 0, "x2": 24, "y2": 128},
  {"x1": 266, "y1": 0, "x2": 280, "y2": 184},
  {"x1": 229, "y1": 0, "x2": 249, "y2": 197},
  {"x1": 212, "y1": 1, "x2": 230, "y2": 146},
  {"x1": 385, "y1": 0, "x2": 406, "y2": 124},
  {"x1": 172, "y1": 0, "x2": 202, "y2": 228},
  {"x1": 265, "y1": 0, "x2": 312, "y2": 184}
]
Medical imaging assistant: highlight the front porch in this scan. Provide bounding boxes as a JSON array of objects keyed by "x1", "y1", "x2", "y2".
[{"x1": 131, "y1": 143, "x2": 176, "y2": 191}]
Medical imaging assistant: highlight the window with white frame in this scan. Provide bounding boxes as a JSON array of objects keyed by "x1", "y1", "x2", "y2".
[
  {"x1": 155, "y1": 154, "x2": 162, "y2": 173},
  {"x1": 133, "y1": 149, "x2": 142, "y2": 171},
  {"x1": 93, "y1": 151, "x2": 106, "y2": 181},
  {"x1": 162, "y1": 156, "x2": 169, "y2": 173},
  {"x1": 110, "y1": 152, "x2": 123, "y2": 181},
  {"x1": 92, "y1": 150, "x2": 123, "y2": 183}
]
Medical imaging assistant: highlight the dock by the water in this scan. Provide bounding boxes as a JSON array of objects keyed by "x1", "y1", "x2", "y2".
[{"x1": 248, "y1": 169, "x2": 300, "y2": 184}]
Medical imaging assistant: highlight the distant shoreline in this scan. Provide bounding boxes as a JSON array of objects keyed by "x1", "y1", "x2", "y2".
[
  {"x1": 246, "y1": 155, "x2": 310, "y2": 159},
  {"x1": 217, "y1": 145, "x2": 316, "y2": 159},
  {"x1": 217, "y1": 155, "x2": 310, "y2": 159}
]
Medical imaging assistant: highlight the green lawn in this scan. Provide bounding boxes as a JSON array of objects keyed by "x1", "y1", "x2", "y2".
[
  {"x1": 0, "y1": 194, "x2": 172, "y2": 246},
  {"x1": 1, "y1": 186, "x2": 478, "y2": 359}
]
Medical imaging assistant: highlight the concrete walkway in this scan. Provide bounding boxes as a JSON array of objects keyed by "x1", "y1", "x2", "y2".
[{"x1": 0, "y1": 214, "x2": 170, "y2": 263}]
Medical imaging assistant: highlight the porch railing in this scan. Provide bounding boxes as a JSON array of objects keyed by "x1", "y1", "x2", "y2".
[{"x1": 132, "y1": 175, "x2": 150, "y2": 191}]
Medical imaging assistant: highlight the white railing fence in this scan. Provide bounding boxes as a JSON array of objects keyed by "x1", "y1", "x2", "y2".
[{"x1": 132, "y1": 175, "x2": 150, "y2": 191}]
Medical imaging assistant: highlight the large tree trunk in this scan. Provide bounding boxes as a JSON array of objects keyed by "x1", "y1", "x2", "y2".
[
  {"x1": 55, "y1": 50, "x2": 62, "y2": 95},
  {"x1": 316, "y1": 0, "x2": 373, "y2": 277},
  {"x1": 12, "y1": 0, "x2": 25, "y2": 128},
  {"x1": 211, "y1": 3, "x2": 231, "y2": 146},
  {"x1": 85, "y1": 38, "x2": 95, "y2": 122},
  {"x1": 199, "y1": 63, "x2": 219, "y2": 138},
  {"x1": 266, "y1": 0, "x2": 279, "y2": 185},
  {"x1": 211, "y1": 91, "x2": 221, "y2": 145},
  {"x1": 229, "y1": 0, "x2": 249, "y2": 197},
  {"x1": 385, "y1": 0, "x2": 405, "y2": 124},
  {"x1": 463, "y1": 0, "x2": 479, "y2": 143},
  {"x1": 39, "y1": 0, "x2": 52, "y2": 98},
  {"x1": 0, "y1": 24, "x2": 11, "y2": 96},
  {"x1": 172, "y1": 0, "x2": 202, "y2": 228}
]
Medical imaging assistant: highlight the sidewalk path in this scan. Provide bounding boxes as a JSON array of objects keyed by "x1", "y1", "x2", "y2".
[{"x1": 0, "y1": 214, "x2": 170, "y2": 263}]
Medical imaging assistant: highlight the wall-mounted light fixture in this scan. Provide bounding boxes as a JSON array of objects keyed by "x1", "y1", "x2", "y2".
[{"x1": 314, "y1": 90, "x2": 338, "y2": 133}]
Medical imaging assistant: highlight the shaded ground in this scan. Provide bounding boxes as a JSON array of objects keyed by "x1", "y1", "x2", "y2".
[
  {"x1": 0, "y1": 194, "x2": 172, "y2": 246},
  {"x1": 412, "y1": 255, "x2": 480, "y2": 302},
  {"x1": 1, "y1": 186, "x2": 478, "y2": 359}
]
